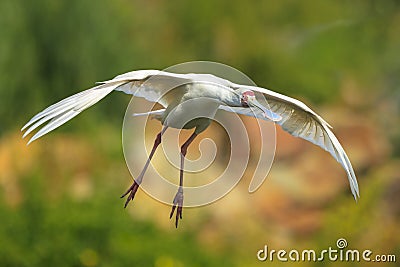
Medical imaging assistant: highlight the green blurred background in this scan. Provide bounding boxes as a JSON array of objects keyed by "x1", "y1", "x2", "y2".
[{"x1": 0, "y1": 0, "x2": 399, "y2": 266}]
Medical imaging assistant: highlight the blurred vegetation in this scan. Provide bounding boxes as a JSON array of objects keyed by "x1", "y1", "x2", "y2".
[{"x1": 0, "y1": 0, "x2": 399, "y2": 266}]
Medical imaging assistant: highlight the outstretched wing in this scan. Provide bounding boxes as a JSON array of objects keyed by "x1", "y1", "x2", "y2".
[
  {"x1": 21, "y1": 70, "x2": 190, "y2": 144},
  {"x1": 21, "y1": 70, "x2": 233, "y2": 144},
  {"x1": 21, "y1": 81, "x2": 126, "y2": 144},
  {"x1": 219, "y1": 85, "x2": 359, "y2": 200}
]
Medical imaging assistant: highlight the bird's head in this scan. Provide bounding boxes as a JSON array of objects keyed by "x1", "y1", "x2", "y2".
[
  {"x1": 240, "y1": 90, "x2": 256, "y2": 107},
  {"x1": 237, "y1": 88, "x2": 281, "y2": 121}
]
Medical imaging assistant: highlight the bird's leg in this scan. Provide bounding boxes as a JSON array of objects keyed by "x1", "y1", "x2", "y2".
[
  {"x1": 170, "y1": 131, "x2": 198, "y2": 228},
  {"x1": 121, "y1": 127, "x2": 168, "y2": 208}
]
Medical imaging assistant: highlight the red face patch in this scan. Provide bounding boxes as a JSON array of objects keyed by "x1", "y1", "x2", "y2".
[{"x1": 241, "y1": 91, "x2": 255, "y2": 107}]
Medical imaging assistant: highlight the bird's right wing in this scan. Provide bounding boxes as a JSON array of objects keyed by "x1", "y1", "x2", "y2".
[
  {"x1": 21, "y1": 80, "x2": 127, "y2": 144},
  {"x1": 22, "y1": 70, "x2": 227, "y2": 143},
  {"x1": 21, "y1": 70, "x2": 187, "y2": 144}
]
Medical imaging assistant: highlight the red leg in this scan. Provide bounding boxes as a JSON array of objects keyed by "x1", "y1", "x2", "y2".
[
  {"x1": 121, "y1": 127, "x2": 167, "y2": 208},
  {"x1": 170, "y1": 131, "x2": 198, "y2": 228}
]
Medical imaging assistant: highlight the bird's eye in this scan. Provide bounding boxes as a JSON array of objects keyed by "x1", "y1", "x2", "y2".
[{"x1": 240, "y1": 91, "x2": 255, "y2": 107}]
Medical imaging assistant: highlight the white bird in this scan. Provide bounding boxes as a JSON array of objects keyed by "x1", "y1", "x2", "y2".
[{"x1": 22, "y1": 69, "x2": 359, "y2": 227}]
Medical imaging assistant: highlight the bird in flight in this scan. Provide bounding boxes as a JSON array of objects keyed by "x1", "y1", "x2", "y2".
[{"x1": 22, "y1": 70, "x2": 359, "y2": 227}]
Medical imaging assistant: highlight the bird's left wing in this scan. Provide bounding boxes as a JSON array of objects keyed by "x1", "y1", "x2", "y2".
[{"x1": 219, "y1": 85, "x2": 359, "y2": 200}]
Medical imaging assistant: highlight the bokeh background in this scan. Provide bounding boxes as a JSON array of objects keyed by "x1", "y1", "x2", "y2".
[{"x1": 1, "y1": 0, "x2": 399, "y2": 266}]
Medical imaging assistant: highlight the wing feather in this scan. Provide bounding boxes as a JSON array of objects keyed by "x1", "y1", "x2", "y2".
[
  {"x1": 21, "y1": 70, "x2": 204, "y2": 143},
  {"x1": 22, "y1": 81, "x2": 126, "y2": 144},
  {"x1": 22, "y1": 70, "x2": 198, "y2": 143},
  {"x1": 219, "y1": 85, "x2": 359, "y2": 200}
]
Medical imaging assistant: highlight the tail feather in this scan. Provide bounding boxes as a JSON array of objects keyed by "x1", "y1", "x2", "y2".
[{"x1": 22, "y1": 81, "x2": 124, "y2": 144}]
